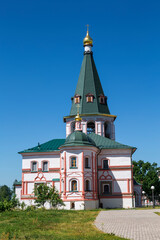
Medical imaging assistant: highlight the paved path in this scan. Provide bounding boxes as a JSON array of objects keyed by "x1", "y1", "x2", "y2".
[{"x1": 94, "y1": 209, "x2": 160, "y2": 240}]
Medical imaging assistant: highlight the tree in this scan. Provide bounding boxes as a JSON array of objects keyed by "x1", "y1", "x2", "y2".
[
  {"x1": 34, "y1": 184, "x2": 64, "y2": 208},
  {"x1": 0, "y1": 185, "x2": 12, "y2": 202},
  {"x1": 48, "y1": 186, "x2": 64, "y2": 208},
  {"x1": 133, "y1": 160, "x2": 160, "y2": 199}
]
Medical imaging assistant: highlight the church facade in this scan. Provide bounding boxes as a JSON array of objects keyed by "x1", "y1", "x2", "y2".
[{"x1": 15, "y1": 30, "x2": 141, "y2": 209}]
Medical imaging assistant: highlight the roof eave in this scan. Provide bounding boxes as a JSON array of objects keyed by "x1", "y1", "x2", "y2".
[{"x1": 63, "y1": 113, "x2": 117, "y2": 122}]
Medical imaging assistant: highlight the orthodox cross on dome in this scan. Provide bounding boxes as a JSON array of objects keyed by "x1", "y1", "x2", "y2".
[
  {"x1": 75, "y1": 104, "x2": 82, "y2": 131},
  {"x1": 86, "y1": 24, "x2": 89, "y2": 32},
  {"x1": 76, "y1": 104, "x2": 80, "y2": 115},
  {"x1": 83, "y1": 24, "x2": 93, "y2": 53}
]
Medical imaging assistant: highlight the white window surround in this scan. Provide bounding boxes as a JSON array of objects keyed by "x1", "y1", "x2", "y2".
[
  {"x1": 31, "y1": 162, "x2": 37, "y2": 172},
  {"x1": 42, "y1": 161, "x2": 48, "y2": 171}
]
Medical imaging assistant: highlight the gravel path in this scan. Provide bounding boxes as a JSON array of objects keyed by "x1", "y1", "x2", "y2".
[{"x1": 94, "y1": 209, "x2": 160, "y2": 240}]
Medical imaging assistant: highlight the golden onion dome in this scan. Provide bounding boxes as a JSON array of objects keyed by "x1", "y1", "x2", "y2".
[
  {"x1": 75, "y1": 113, "x2": 82, "y2": 122},
  {"x1": 83, "y1": 29, "x2": 93, "y2": 46}
]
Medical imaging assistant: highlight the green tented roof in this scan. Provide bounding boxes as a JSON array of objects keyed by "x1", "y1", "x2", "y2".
[
  {"x1": 70, "y1": 53, "x2": 110, "y2": 116},
  {"x1": 19, "y1": 139, "x2": 65, "y2": 153},
  {"x1": 19, "y1": 133, "x2": 136, "y2": 154},
  {"x1": 88, "y1": 133, "x2": 136, "y2": 151}
]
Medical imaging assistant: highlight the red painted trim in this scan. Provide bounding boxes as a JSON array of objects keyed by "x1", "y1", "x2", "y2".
[
  {"x1": 127, "y1": 179, "x2": 130, "y2": 193},
  {"x1": 62, "y1": 198, "x2": 98, "y2": 202},
  {"x1": 60, "y1": 154, "x2": 61, "y2": 193},
  {"x1": 92, "y1": 152, "x2": 94, "y2": 194},
  {"x1": 64, "y1": 152, "x2": 66, "y2": 199},
  {"x1": 95, "y1": 153, "x2": 98, "y2": 198},
  {"x1": 26, "y1": 182, "x2": 28, "y2": 195},
  {"x1": 98, "y1": 168, "x2": 131, "y2": 171},
  {"x1": 82, "y1": 152, "x2": 84, "y2": 197},
  {"x1": 100, "y1": 195, "x2": 133, "y2": 199}
]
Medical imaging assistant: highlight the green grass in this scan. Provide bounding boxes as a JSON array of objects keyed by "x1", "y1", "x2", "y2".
[{"x1": 0, "y1": 209, "x2": 126, "y2": 240}]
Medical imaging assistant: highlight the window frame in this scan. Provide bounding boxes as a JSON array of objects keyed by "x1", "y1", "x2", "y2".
[
  {"x1": 31, "y1": 161, "x2": 38, "y2": 172},
  {"x1": 70, "y1": 156, "x2": 78, "y2": 169},
  {"x1": 85, "y1": 179, "x2": 91, "y2": 192},
  {"x1": 42, "y1": 161, "x2": 48, "y2": 172},
  {"x1": 85, "y1": 157, "x2": 90, "y2": 169},
  {"x1": 71, "y1": 180, "x2": 78, "y2": 192},
  {"x1": 74, "y1": 94, "x2": 81, "y2": 104},
  {"x1": 99, "y1": 95, "x2": 106, "y2": 104},
  {"x1": 101, "y1": 181, "x2": 112, "y2": 195},
  {"x1": 86, "y1": 93, "x2": 94, "y2": 103},
  {"x1": 103, "y1": 159, "x2": 109, "y2": 170}
]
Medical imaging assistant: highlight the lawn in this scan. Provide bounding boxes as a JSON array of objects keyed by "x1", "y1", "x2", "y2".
[{"x1": 0, "y1": 209, "x2": 126, "y2": 240}]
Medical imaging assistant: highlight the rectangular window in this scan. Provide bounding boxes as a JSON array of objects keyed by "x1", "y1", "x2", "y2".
[
  {"x1": 103, "y1": 160, "x2": 109, "y2": 169},
  {"x1": 43, "y1": 162, "x2": 48, "y2": 171},
  {"x1": 85, "y1": 158, "x2": 89, "y2": 168},
  {"x1": 32, "y1": 162, "x2": 37, "y2": 172},
  {"x1": 71, "y1": 157, "x2": 77, "y2": 168},
  {"x1": 87, "y1": 96, "x2": 93, "y2": 102},
  {"x1": 74, "y1": 97, "x2": 80, "y2": 104}
]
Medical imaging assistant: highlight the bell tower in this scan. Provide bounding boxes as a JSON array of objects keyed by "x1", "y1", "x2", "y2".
[{"x1": 64, "y1": 27, "x2": 116, "y2": 139}]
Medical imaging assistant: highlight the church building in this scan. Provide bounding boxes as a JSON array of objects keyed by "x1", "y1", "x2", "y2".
[{"x1": 15, "y1": 29, "x2": 141, "y2": 209}]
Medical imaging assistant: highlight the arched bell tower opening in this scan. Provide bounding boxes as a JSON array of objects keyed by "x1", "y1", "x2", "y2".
[
  {"x1": 104, "y1": 121, "x2": 110, "y2": 139},
  {"x1": 87, "y1": 122, "x2": 95, "y2": 134},
  {"x1": 71, "y1": 121, "x2": 75, "y2": 133}
]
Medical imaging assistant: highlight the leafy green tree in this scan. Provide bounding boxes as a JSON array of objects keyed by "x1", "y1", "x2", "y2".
[
  {"x1": 48, "y1": 186, "x2": 64, "y2": 208},
  {"x1": 34, "y1": 184, "x2": 64, "y2": 208},
  {"x1": 133, "y1": 160, "x2": 160, "y2": 199},
  {"x1": 0, "y1": 185, "x2": 12, "y2": 202}
]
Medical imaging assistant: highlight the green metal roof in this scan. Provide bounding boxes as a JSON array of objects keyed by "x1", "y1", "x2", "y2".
[
  {"x1": 70, "y1": 53, "x2": 110, "y2": 116},
  {"x1": 19, "y1": 139, "x2": 65, "y2": 153},
  {"x1": 88, "y1": 133, "x2": 136, "y2": 151},
  {"x1": 19, "y1": 133, "x2": 136, "y2": 153},
  {"x1": 60, "y1": 130, "x2": 96, "y2": 147},
  {"x1": 13, "y1": 180, "x2": 22, "y2": 186}
]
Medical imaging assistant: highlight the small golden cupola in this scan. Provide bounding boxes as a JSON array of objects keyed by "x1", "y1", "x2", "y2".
[
  {"x1": 75, "y1": 106, "x2": 82, "y2": 131},
  {"x1": 83, "y1": 25, "x2": 93, "y2": 53}
]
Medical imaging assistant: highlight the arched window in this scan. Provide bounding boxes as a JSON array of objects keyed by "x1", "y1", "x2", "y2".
[
  {"x1": 42, "y1": 161, "x2": 48, "y2": 171},
  {"x1": 103, "y1": 160, "x2": 109, "y2": 169},
  {"x1": 71, "y1": 180, "x2": 77, "y2": 191},
  {"x1": 87, "y1": 122, "x2": 95, "y2": 134},
  {"x1": 85, "y1": 180, "x2": 90, "y2": 191},
  {"x1": 85, "y1": 157, "x2": 90, "y2": 168},
  {"x1": 31, "y1": 162, "x2": 37, "y2": 172},
  {"x1": 70, "y1": 157, "x2": 77, "y2": 168},
  {"x1": 104, "y1": 122, "x2": 110, "y2": 138},
  {"x1": 71, "y1": 121, "x2": 75, "y2": 133}
]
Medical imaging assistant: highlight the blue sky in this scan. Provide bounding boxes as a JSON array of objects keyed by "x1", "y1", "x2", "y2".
[{"x1": 1, "y1": 0, "x2": 160, "y2": 187}]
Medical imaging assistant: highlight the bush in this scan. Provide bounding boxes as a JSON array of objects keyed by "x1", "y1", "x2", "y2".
[
  {"x1": 25, "y1": 205, "x2": 37, "y2": 211},
  {"x1": 0, "y1": 202, "x2": 5, "y2": 212}
]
